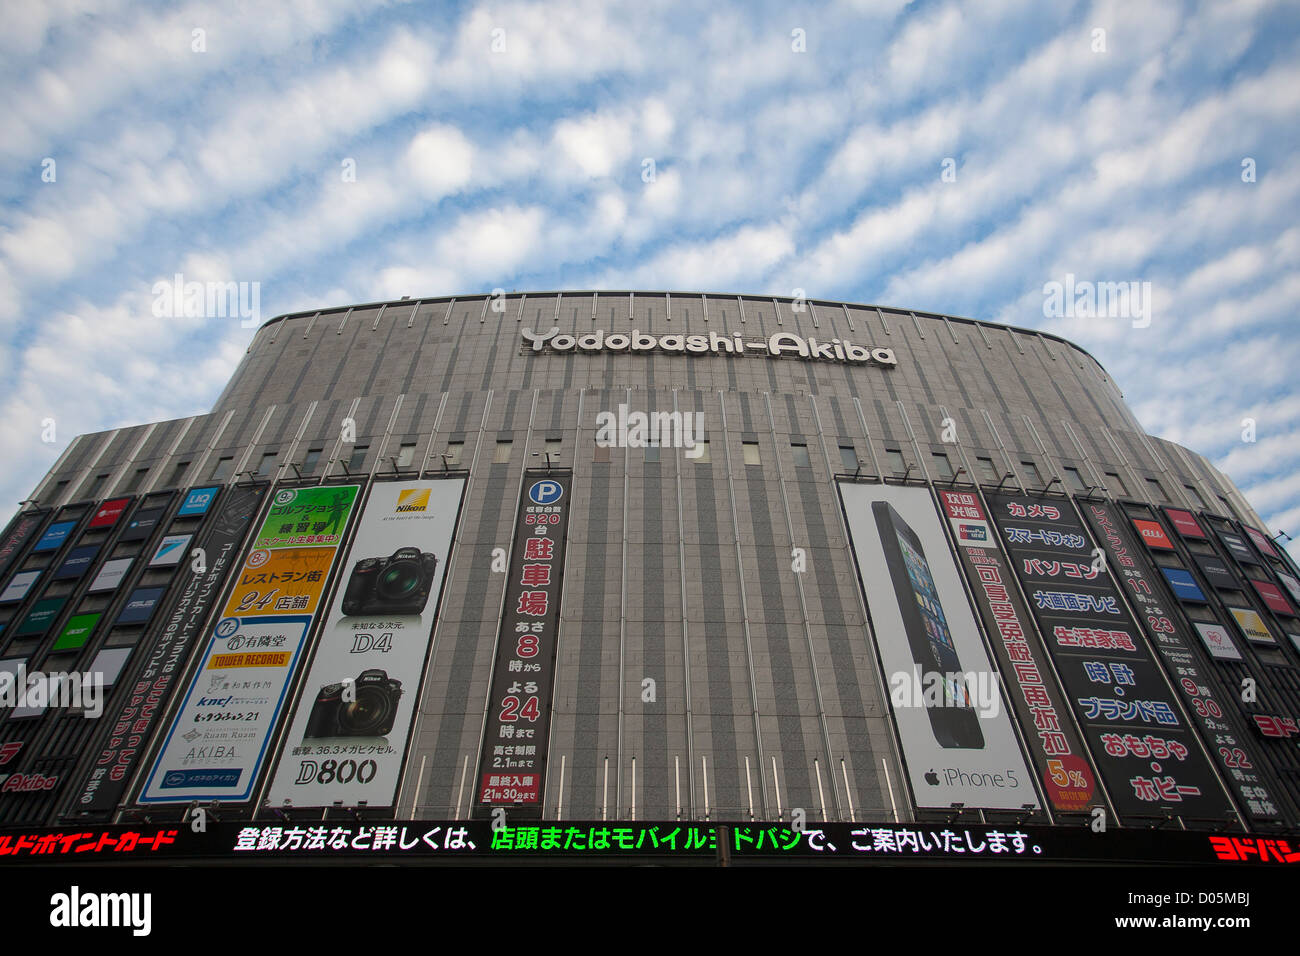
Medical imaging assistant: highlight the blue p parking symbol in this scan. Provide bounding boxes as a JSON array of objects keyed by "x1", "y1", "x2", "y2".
[{"x1": 529, "y1": 480, "x2": 563, "y2": 505}]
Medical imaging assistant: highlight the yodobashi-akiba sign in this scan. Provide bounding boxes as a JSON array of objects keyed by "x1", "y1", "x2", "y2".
[{"x1": 520, "y1": 327, "x2": 897, "y2": 366}]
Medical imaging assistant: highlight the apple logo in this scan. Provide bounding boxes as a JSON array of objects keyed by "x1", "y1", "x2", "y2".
[{"x1": 924, "y1": 769, "x2": 939, "y2": 786}]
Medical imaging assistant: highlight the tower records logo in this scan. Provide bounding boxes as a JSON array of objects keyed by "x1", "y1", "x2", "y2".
[{"x1": 395, "y1": 489, "x2": 430, "y2": 513}]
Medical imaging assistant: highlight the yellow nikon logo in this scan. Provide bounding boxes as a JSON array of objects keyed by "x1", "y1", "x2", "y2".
[{"x1": 395, "y1": 489, "x2": 430, "y2": 513}]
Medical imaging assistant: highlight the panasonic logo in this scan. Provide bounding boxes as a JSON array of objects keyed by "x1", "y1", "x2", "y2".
[{"x1": 521, "y1": 327, "x2": 896, "y2": 365}]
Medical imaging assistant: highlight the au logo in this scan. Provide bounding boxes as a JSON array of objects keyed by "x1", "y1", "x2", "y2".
[{"x1": 396, "y1": 489, "x2": 430, "y2": 513}]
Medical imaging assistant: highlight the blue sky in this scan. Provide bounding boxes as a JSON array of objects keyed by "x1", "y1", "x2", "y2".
[{"x1": 2, "y1": 0, "x2": 1298, "y2": 553}]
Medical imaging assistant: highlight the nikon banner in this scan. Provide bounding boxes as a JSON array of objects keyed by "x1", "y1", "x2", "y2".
[
  {"x1": 267, "y1": 479, "x2": 465, "y2": 808},
  {"x1": 477, "y1": 471, "x2": 572, "y2": 815},
  {"x1": 839, "y1": 483, "x2": 1039, "y2": 811},
  {"x1": 139, "y1": 485, "x2": 359, "y2": 804},
  {"x1": 71, "y1": 484, "x2": 265, "y2": 817}
]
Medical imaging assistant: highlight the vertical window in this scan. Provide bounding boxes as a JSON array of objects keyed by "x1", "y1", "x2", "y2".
[
  {"x1": 347, "y1": 445, "x2": 369, "y2": 472},
  {"x1": 839, "y1": 446, "x2": 857, "y2": 472},
  {"x1": 256, "y1": 452, "x2": 278, "y2": 476},
  {"x1": 302, "y1": 448, "x2": 322, "y2": 475},
  {"x1": 396, "y1": 442, "x2": 416, "y2": 468},
  {"x1": 122, "y1": 467, "x2": 149, "y2": 493},
  {"x1": 1105, "y1": 471, "x2": 1127, "y2": 496},
  {"x1": 1145, "y1": 477, "x2": 1166, "y2": 502},
  {"x1": 168, "y1": 461, "x2": 190, "y2": 488},
  {"x1": 1020, "y1": 460, "x2": 1043, "y2": 487},
  {"x1": 210, "y1": 458, "x2": 233, "y2": 482},
  {"x1": 1184, "y1": 484, "x2": 1207, "y2": 509},
  {"x1": 931, "y1": 452, "x2": 954, "y2": 481},
  {"x1": 494, "y1": 440, "x2": 512, "y2": 464},
  {"x1": 885, "y1": 448, "x2": 906, "y2": 476},
  {"x1": 791, "y1": 443, "x2": 811, "y2": 468},
  {"x1": 1063, "y1": 466, "x2": 1087, "y2": 493},
  {"x1": 975, "y1": 457, "x2": 998, "y2": 483},
  {"x1": 52, "y1": 479, "x2": 70, "y2": 504},
  {"x1": 445, "y1": 441, "x2": 464, "y2": 467},
  {"x1": 645, "y1": 443, "x2": 660, "y2": 462},
  {"x1": 743, "y1": 442, "x2": 760, "y2": 466}
]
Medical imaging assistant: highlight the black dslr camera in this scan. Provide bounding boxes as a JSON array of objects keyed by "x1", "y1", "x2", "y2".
[
  {"x1": 303, "y1": 669, "x2": 403, "y2": 739},
  {"x1": 341, "y1": 547, "x2": 438, "y2": 616}
]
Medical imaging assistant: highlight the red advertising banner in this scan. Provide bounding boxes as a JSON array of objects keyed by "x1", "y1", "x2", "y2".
[
  {"x1": 1163, "y1": 508, "x2": 1205, "y2": 539},
  {"x1": 1244, "y1": 526, "x2": 1280, "y2": 559},
  {"x1": 88, "y1": 498, "x2": 131, "y2": 529},
  {"x1": 1131, "y1": 519, "x2": 1173, "y2": 550},
  {"x1": 1250, "y1": 579, "x2": 1295, "y2": 616}
]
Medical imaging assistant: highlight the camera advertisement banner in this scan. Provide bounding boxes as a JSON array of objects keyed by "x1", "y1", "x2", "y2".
[
  {"x1": 987, "y1": 493, "x2": 1235, "y2": 822},
  {"x1": 139, "y1": 484, "x2": 359, "y2": 804},
  {"x1": 1081, "y1": 501, "x2": 1281, "y2": 823},
  {"x1": 71, "y1": 485, "x2": 266, "y2": 815},
  {"x1": 267, "y1": 478, "x2": 465, "y2": 808},
  {"x1": 840, "y1": 484, "x2": 1039, "y2": 811},
  {"x1": 937, "y1": 490, "x2": 1096, "y2": 812},
  {"x1": 477, "y1": 472, "x2": 572, "y2": 814}
]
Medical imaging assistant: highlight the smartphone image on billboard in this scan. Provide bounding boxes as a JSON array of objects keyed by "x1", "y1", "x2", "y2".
[{"x1": 873, "y1": 500, "x2": 985, "y2": 749}]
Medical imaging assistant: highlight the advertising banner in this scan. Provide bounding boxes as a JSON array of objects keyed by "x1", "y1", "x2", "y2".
[
  {"x1": 267, "y1": 478, "x2": 465, "y2": 808},
  {"x1": 1082, "y1": 501, "x2": 1280, "y2": 823},
  {"x1": 839, "y1": 484, "x2": 1039, "y2": 811},
  {"x1": 115, "y1": 587, "x2": 165, "y2": 626},
  {"x1": 477, "y1": 473, "x2": 573, "y2": 813},
  {"x1": 87, "y1": 557, "x2": 133, "y2": 594},
  {"x1": 1244, "y1": 526, "x2": 1280, "y2": 560},
  {"x1": 1160, "y1": 567, "x2": 1207, "y2": 603},
  {"x1": 1132, "y1": 519, "x2": 1174, "y2": 550},
  {"x1": 1163, "y1": 508, "x2": 1206, "y2": 539},
  {"x1": 71, "y1": 485, "x2": 264, "y2": 816},
  {"x1": 139, "y1": 484, "x2": 358, "y2": 804},
  {"x1": 88, "y1": 498, "x2": 130, "y2": 530},
  {"x1": 52, "y1": 613, "x2": 101, "y2": 651},
  {"x1": 53, "y1": 545, "x2": 100, "y2": 581},
  {"x1": 1278, "y1": 572, "x2": 1300, "y2": 606},
  {"x1": 17, "y1": 598, "x2": 65, "y2": 636},
  {"x1": 178, "y1": 487, "x2": 219, "y2": 518},
  {"x1": 1229, "y1": 607, "x2": 1274, "y2": 645},
  {"x1": 0, "y1": 570, "x2": 41, "y2": 604},
  {"x1": 33, "y1": 521, "x2": 75, "y2": 553},
  {"x1": 1250, "y1": 579, "x2": 1295, "y2": 617},
  {"x1": 1195, "y1": 554, "x2": 1237, "y2": 591},
  {"x1": 1193, "y1": 623, "x2": 1242, "y2": 662},
  {"x1": 0, "y1": 510, "x2": 48, "y2": 581},
  {"x1": 989, "y1": 493, "x2": 1235, "y2": 821},
  {"x1": 937, "y1": 490, "x2": 1095, "y2": 812},
  {"x1": 148, "y1": 534, "x2": 193, "y2": 568},
  {"x1": 1216, "y1": 529, "x2": 1258, "y2": 566},
  {"x1": 120, "y1": 508, "x2": 164, "y2": 542}
]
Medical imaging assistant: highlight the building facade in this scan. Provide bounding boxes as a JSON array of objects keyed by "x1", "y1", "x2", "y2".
[{"x1": 1, "y1": 291, "x2": 1298, "y2": 838}]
